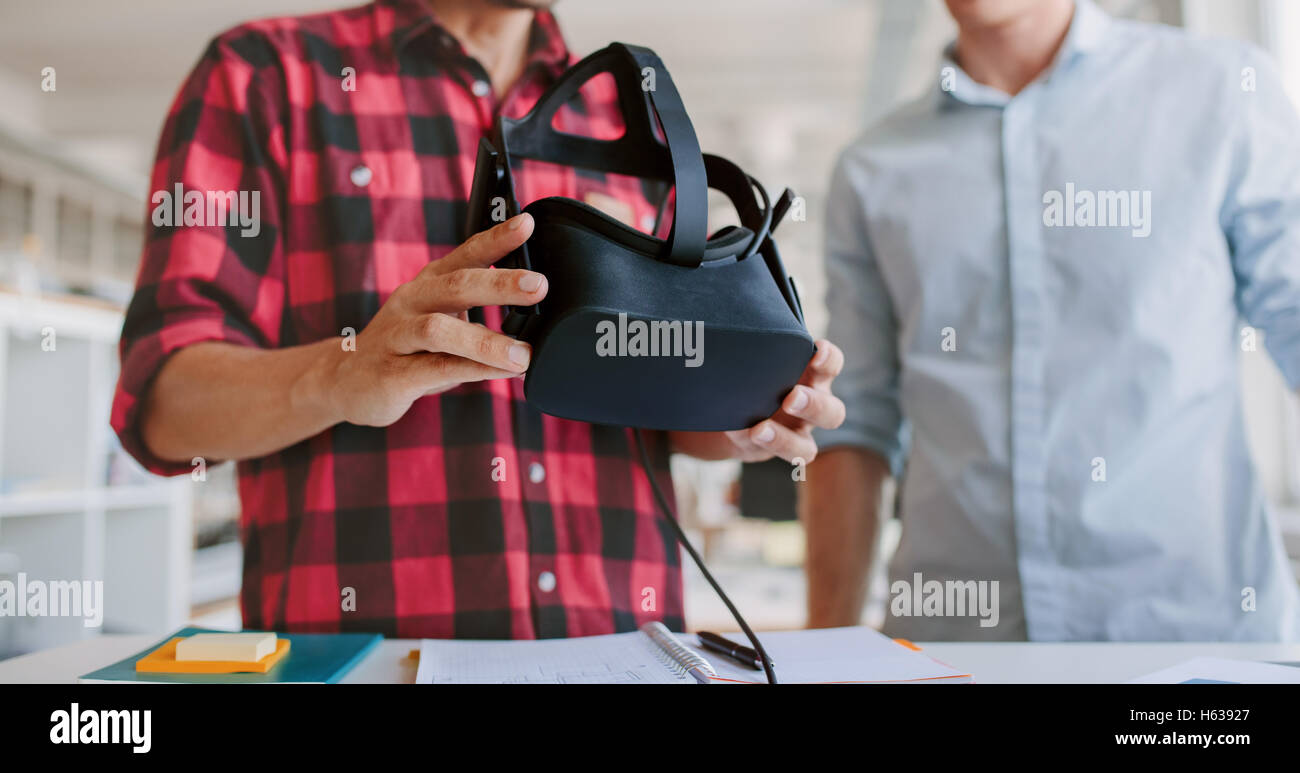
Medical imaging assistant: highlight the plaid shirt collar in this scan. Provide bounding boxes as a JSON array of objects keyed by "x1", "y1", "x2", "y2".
[{"x1": 377, "y1": 0, "x2": 571, "y2": 75}]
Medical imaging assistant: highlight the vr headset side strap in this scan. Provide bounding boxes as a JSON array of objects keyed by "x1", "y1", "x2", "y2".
[
  {"x1": 465, "y1": 136, "x2": 537, "y2": 337},
  {"x1": 465, "y1": 138, "x2": 507, "y2": 236},
  {"x1": 701, "y1": 154, "x2": 772, "y2": 260},
  {"x1": 699, "y1": 154, "x2": 804, "y2": 323}
]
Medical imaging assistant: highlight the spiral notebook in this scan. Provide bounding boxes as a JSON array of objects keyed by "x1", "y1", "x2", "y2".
[{"x1": 415, "y1": 622, "x2": 971, "y2": 684}]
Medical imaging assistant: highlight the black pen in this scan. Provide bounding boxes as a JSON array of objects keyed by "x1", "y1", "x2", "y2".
[{"x1": 697, "y1": 631, "x2": 770, "y2": 672}]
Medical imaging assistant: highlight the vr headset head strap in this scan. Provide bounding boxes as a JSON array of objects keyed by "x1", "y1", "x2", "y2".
[{"x1": 498, "y1": 43, "x2": 708, "y2": 268}]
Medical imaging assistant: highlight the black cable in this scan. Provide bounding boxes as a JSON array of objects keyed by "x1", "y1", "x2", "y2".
[{"x1": 634, "y1": 429, "x2": 778, "y2": 684}]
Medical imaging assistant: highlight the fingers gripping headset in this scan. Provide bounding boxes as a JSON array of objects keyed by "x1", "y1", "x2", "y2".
[{"x1": 467, "y1": 43, "x2": 813, "y2": 683}]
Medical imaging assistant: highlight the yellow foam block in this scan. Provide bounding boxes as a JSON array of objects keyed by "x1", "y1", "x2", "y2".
[{"x1": 136, "y1": 637, "x2": 291, "y2": 674}]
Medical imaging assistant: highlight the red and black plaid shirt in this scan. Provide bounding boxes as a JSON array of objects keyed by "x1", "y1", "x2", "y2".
[{"x1": 111, "y1": 0, "x2": 683, "y2": 639}]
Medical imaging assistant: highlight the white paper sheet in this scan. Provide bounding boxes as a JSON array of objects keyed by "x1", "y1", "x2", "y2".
[
  {"x1": 680, "y1": 626, "x2": 972, "y2": 684},
  {"x1": 416, "y1": 631, "x2": 692, "y2": 684},
  {"x1": 415, "y1": 625, "x2": 971, "y2": 684},
  {"x1": 1128, "y1": 657, "x2": 1300, "y2": 684}
]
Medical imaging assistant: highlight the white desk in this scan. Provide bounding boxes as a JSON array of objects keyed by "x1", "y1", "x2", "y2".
[
  {"x1": 916, "y1": 641, "x2": 1300, "y2": 683},
  {"x1": 2, "y1": 634, "x2": 1299, "y2": 683}
]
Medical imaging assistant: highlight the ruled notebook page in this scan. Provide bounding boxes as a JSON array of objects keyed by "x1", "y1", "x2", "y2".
[
  {"x1": 415, "y1": 631, "x2": 695, "y2": 684},
  {"x1": 681, "y1": 626, "x2": 972, "y2": 684}
]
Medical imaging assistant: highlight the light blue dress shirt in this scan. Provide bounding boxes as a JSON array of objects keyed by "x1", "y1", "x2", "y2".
[{"x1": 817, "y1": 0, "x2": 1300, "y2": 641}]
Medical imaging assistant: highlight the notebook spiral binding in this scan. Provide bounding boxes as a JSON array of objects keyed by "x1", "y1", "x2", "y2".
[{"x1": 640, "y1": 621, "x2": 715, "y2": 681}]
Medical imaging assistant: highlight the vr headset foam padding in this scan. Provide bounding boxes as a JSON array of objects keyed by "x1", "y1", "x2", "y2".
[{"x1": 465, "y1": 42, "x2": 814, "y2": 431}]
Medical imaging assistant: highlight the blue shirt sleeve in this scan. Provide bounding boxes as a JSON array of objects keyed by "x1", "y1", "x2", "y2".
[
  {"x1": 1223, "y1": 53, "x2": 1300, "y2": 388},
  {"x1": 812, "y1": 150, "x2": 908, "y2": 476}
]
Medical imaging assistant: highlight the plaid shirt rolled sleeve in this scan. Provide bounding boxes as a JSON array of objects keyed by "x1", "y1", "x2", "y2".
[
  {"x1": 111, "y1": 0, "x2": 684, "y2": 639},
  {"x1": 113, "y1": 31, "x2": 288, "y2": 476}
]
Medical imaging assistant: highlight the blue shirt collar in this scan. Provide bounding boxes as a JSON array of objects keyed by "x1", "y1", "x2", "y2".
[{"x1": 939, "y1": 0, "x2": 1111, "y2": 107}]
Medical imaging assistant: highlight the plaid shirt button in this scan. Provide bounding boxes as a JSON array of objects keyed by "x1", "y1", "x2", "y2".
[
  {"x1": 527, "y1": 462, "x2": 546, "y2": 484},
  {"x1": 470, "y1": 79, "x2": 491, "y2": 97},
  {"x1": 537, "y1": 571, "x2": 557, "y2": 593},
  {"x1": 349, "y1": 164, "x2": 372, "y2": 187}
]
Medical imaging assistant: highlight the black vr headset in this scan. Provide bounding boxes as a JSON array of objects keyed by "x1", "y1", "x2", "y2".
[{"x1": 466, "y1": 42, "x2": 814, "y2": 432}]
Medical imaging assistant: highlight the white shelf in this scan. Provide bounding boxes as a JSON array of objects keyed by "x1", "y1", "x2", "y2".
[
  {"x1": 0, "y1": 483, "x2": 181, "y2": 518},
  {"x1": 0, "y1": 291, "x2": 192, "y2": 657},
  {"x1": 0, "y1": 288, "x2": 123, "y2": 343}
]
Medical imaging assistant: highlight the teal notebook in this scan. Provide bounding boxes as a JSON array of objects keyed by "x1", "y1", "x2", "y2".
[{"x1": 79, "y1": 627, "x2": 382, "y2": 684}]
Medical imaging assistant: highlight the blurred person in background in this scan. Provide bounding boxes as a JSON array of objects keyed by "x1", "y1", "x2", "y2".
[{"x1": 804, "y1": 0, "x2": 1300, "y2": 641}]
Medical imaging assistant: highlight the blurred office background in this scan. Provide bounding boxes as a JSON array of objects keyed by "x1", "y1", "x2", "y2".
[{"x1": 0, "y1": 0, "x2": 1298, "y2": 654}]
